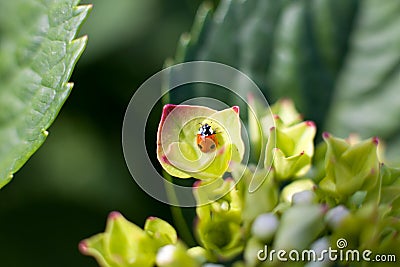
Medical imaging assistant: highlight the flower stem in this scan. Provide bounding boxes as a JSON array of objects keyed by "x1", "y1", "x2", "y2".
[{"x1": 163, "y1": 170, "x2": 196, "y2": 247}]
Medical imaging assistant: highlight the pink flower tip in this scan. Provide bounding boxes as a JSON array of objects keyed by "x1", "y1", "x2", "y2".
[
  {"x1": 78, "y1": 241, "x2": 88, "y2": 254},
  {"x1": 108, "y1": 211, "x2": 122, "y2": 220},
  {"x1": 322, "y1": 132, "x2": 330, "y2": 139},
  {"x1": 273, "y1": 114, "x2": 280, "y2": 120},
  {"x1": 372, "y1": 137, "x2": 379, "y2": 145},
  {"x1": 225, "y1": 177, "x2": 234, "y2": 183},
  {"x1": 193, "y1": 180, "x2": 202, "y2": 188},
  {"x1": 162, "y1": 104, "x2": 177, "y2": 117},
  {"x1": 280, "y1": 98, "x2": 292, "y2": 105},
  {"x1": 147, "y1": 216, "x2": 157, "y2": 221},
  {"x1": 162, "y1": 155, "x2": 171, "y2": 165},
  {"x1": 270, "y1": 126, "x2": 276, "y2": 131},
  {"x1": 305, "y1": 121, "x2": 315, "y2": 127},
  {"x1": 232, "y1": 106, "x2": 240, "y2": 114},
  {"x1": 300, "y1": 151, "x2": 305, "y2": 156},
  {"x1": 217, "y1": 146, "x2": 226, "y2": 155},
  {"x1": 160, "y1": 104, "x2": 177, "y2": 126}
]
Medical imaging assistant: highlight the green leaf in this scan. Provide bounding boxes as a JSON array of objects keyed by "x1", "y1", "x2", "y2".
[
  {"x1": 169, "y1": 0, "x2": 290, "y2": 110},
  {"x1": 324, "y1": 0, "x2": 400, "y2": 163},
  {"x1": 0, "y1": 0, "x2": 91, "y2": 188}
]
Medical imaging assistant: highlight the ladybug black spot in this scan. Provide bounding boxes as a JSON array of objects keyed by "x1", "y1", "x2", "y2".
[
  {"x1": 199, "y1": 123, "x2": 214, "y2": 136},
  {"x1": 210, "y1": 144, "x2": 215, "y2": 149},
  {"x1": 198, "y1": 144, "x2": 203, "y2": 149}
]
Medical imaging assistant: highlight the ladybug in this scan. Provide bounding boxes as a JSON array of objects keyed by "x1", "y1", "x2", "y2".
[{"x1": 197, "y1": 123, "x2": 218, "y2": 153}]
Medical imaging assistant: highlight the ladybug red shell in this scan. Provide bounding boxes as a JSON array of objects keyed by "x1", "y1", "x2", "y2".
[{"x1": 197, "y1": 123, "x2": 218, "y2": 153}]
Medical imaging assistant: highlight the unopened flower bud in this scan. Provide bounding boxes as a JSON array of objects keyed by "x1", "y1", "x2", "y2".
[
  {"x1": 251, "y1": 213, "x2": 279, "y2": 242},
  {"x1": 156, "y1": 243, "x2": 199, "y2": 267},
  {"x1": 305, "y1": 237, "x2": 330, "y2": 267},
  {"x1": 281, "y1": 179, "x2": 315, "y2": 203},
  {"x1": 202, "y1": 264, "x2": 225, "y2": 267},
  {"x1": 292, "y1": 190, "x2": 316, "y2": 205},
  {"x1": 274, "y1": 205, "x2": 326, "y2": 251},
  {"x1": 325, "y1": 205, "x2": 350, "y2": 230}
]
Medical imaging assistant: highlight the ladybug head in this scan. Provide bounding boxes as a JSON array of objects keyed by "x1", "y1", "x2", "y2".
[{"x1": 198, "y1": 123, "x2": 214, "y2": 136}]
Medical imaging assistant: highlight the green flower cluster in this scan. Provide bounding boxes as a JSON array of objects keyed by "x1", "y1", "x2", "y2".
[
  {"x1": 81, "y1": 99, "x2": 400, "y2": 267},
  {"x1": 79, "y1": 211, "x2": 198, "y2": 267}
]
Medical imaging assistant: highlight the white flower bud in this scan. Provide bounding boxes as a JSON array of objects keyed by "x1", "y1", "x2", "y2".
[
  {"x1": 203, "y1": 264, "x2": 225, "y2": 267},
  {"x1": 251, "y1": 213, "x2": 279, "y2": 241},
  {"x1": 325, "y1": 205, "x2": 350, "y2": 230},
  {"x1": 292, "y1": 190, "x2": 316, "y2": 205},
  {"x1": 156, "y1": 245, "x2": 176, "y2": 265}
]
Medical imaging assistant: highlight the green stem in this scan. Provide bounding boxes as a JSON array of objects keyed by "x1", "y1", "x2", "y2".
[
  {"x1": 160, "y1": 62, "x2": 196, "y2": 247},
  {"x1": 163, "y1": 170, "x2": 196, "y2": 247}
]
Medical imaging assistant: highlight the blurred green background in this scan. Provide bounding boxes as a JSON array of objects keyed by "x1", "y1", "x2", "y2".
[{"x1": 0, "y1": 0, "x2": 216, "y2": 266}]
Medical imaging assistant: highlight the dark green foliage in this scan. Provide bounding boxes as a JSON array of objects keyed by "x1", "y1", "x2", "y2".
[{"x1": 169, "y1": 0, "x2": 400, "y2": 163}]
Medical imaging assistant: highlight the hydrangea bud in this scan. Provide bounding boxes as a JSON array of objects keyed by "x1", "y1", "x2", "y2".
[
  {"x1": 231, "y1": 165, "x2": 278, "y2": 223},
  {"x1": 193, "y1": 178, "x2": 242, "y2": 222},
  {"x1": 304, "y1": 237, "x2": 330, "y2": 267},
  {"x1": 187, "y1": 246, "x2": 212, "y2": 265},
  {"x1": 273, "y1": 205, "x2": 326, "y2": 251},
  {"x1": 243, "y1": 237, "x2": 265, "y2": 267},
  {"x1": 292, "y1": 190, "x2": 317, "y2": 205},
  {"x1": 202, "y1": 264, "x2": 225, "y2": 267},
  {"x1": 265, "y1": 121, "x2": 316, "y2": 180},
  {"x1": 79, "y1": 212, "x2": 177, "y2": 267},
  {"x1": 196, "y1": 217, "x2": 244, "y2": 260},
  {"x1": 325, "y1": 205, "x2": 350, "y2": 230},
  {"x1": 193, "y1": 179, "x2": 244, "y2": 259},
  {"x1": 280, "y1": 179, "x2": 315, "y2": 203},
  {"x1": 381, "y1": 164, "x2": 400, "y2": 186},
  {"x1": 331, "y1": 203, "x2": 400, "y2": 259},
  {"x1": 260, "y1": 99, "x2": 302, "y2": 134},
  {"x1": 319, "y1": 133, "x2": 380, "y2": 200},
  {"x1": 251, "y1": 213, "x2": 279, "y2": 242},
  {"x1": 157, "y1": 104, "x2": 244, "y2": 180},
  {"x1": 156, "y1": 242, "x2": 200, "y2": 267},
  {"x1": 144, "y1": 216, "x2": 178, "y2": 247}
]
